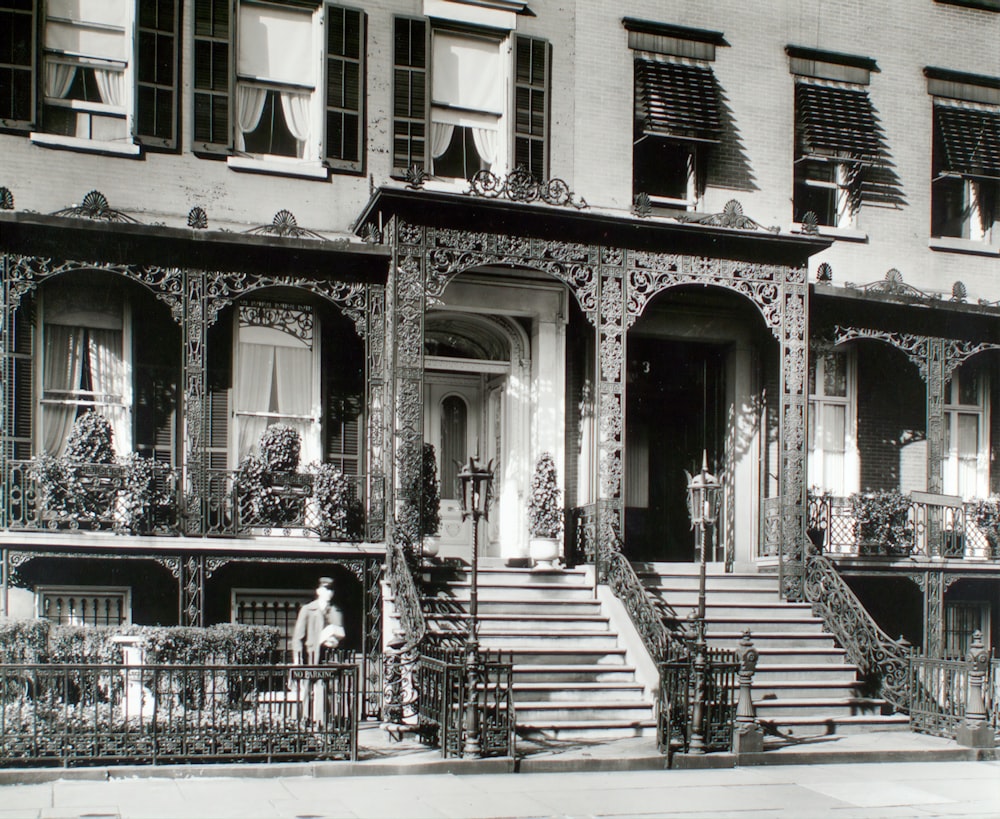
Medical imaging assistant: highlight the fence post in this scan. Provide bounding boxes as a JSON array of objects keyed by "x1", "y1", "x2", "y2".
[
  {"x1": 956, "y1": 630, "x2": 996, "y2": 749},
  {"x1": 732, "y1": 629, "x2": 763, "y2": 755}
]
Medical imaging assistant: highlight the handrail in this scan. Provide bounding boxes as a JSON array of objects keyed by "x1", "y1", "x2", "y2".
[
  {"x1": 386, "y1": 538, "x2": 426, "y2": 648},
  {"x1": 803, "y1": 543, "x2": 911, "y2": 711},
  {"x1": 599, "y1": 537, "x2": 689, "y2": 663}
]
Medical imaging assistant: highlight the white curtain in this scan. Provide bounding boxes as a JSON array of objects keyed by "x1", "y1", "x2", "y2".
[
  {"x1": 274, "y1": 345, "x2": 313, "y2": 459},
  {"x1": 431, "y1": 122, "x2": 455, "y2": 159},
  {"x1": 236, "y1": 85, "x2": 267, "y2": 151},
  {"x1": 43, "y1": 326, "x2": 85, "y2": 456},
  {"x1": 236, "y1": 343, "x2": 275, "y2": 459},
  {"x1": 88, "y1": 328, "x2": 129, "y2": 454},
  {"x1": 471, "y1": 127, "x2": 497, "y2": 168},
  {"x1": 45, "y1": 62, "x2": 77, "y2": 99},
  {"x1": 279, "y1": 91, "x2": 310, "y2": 158},
  {"x1": 94, "y1": 68, "x2": 125, "y2": 108}
]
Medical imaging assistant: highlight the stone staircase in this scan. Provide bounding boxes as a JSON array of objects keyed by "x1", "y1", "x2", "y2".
[
  {"x1": 421, "y1": 561, "x2": 657, "y2": 740},
  {"x1": 636, "y1": 563, "x2": 909, "y2": 737}
]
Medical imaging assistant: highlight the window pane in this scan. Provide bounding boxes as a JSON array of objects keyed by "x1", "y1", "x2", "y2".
[
  {"x1": 634, "y1": 138, "x2": 689, "y2": 201},
  {"x1": 958, "y1": 369, "x2": 979, "y2": 406},
  {"x1": 821, "y1": 404, "x2": 846, "y2": 452},
  {"x1": 822, "y1": 352, "x2": 847, "y2": 397},
  {"x1": 440, "y1": 396, "x2": 467, "y2": 499}
]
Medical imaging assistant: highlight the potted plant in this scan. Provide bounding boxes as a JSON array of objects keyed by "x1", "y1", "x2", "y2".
[
  {"x1": 972, "y1": 496, "x2": 1000, "y2": 559},
  {"x1": 528, "y1": 452, "x2": 563, "y2": 569},
  {"x1": 236, "y1": 424, "x2": 306, "y2": 528},
  {"x1": 312, "y1": 461, "x2": 361, "y2": 541},
  {"x1": 419, "y1": 443, "x2": 442, "y2": 558},
  {"x1": 850, "y1": 489, "x2": 914, "y2": 556}
]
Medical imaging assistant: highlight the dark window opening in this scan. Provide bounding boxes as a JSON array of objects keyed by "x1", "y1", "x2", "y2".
[
  {"x1": 241, "y1": 89, "x2": 299, "y2": 158},
  {"x1": 433, "y1": 126, "x2": 486, "y2": 180},
  {"x1": 633, "y1": 135, "x2": 691, "y2": 204}
]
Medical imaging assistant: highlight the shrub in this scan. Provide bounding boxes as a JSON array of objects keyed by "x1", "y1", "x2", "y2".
[
  {"x1": 850, "y1": 489, "x2": 913, "y2": 555},
  {"x1": 312, "y1": 462, "x2": 361, "y2": 541},
  {"x1": 118, "y1": 454, "x2": 172, "y2": 534},
  {"x1": 972, "y1": 496, "x2": 1000, "y2": 556},
  {"x1": 64, "y1": 411, "x2": 116, "y2": 465},
  {"x1": 258, "y1": 424, "x2": 301, "y2": 473},
  {"x1": 528, "y1": 452, "x2": 563, "y2": 539},
  {"x1": 0, "y1": 619, "x2": 50, "y2": 663}
]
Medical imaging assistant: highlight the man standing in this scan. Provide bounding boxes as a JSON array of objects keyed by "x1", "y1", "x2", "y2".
[{"x1": 292, "y1": 576, "x2": 345, "y2": 665}]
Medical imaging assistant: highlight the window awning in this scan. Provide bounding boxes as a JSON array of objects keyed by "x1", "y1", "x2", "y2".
[
  {"x1": 634, "y1": 59, "x2": 722, "y2": 143},
  {"x1": 935, "y1": 105, "x2": 1000, "y2": 180},
  {"x1": 795, "y1": 83, "x2": 882, "y2": 161}
]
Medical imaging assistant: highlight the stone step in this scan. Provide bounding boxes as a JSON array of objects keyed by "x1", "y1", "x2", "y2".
[
  {"x1": 425, "y1": 612, "x2": 610, "y2": 632},
  {"x1": 504, "y1": 647, "x2": 630, "y2": 666},
  {"x1": 513, "y1": 700, "x2": 655, "y2": 724},
  {"x1": 753, "y1": 680, "x2": 864, "y2": 699},
  {"x1": 511, "y1": 681, "x2": 646, "y2": 703},
  {"x1": 424, "y1": 584, "x2": 597, "y2": 602},
  {"x1": 477, "y1": 630, "x2": 621, "y2": 649},
  {"x1": 720, "y1": 645, "x2": 850, "y2": 664},
  {"x1": 701, "y1": 616, "x2": 827, "y2": 633},
  {"x1": 653, "y1": 598, "x2": 815, "y2": 616},
  {"x1": 428, "y1": 567, "x2": 590, "y2": 588},
  {"x1": 752, "y1": 697, "x2": 887, "y2": 719},
  {"x1": 753, "y1": 663, "x2": 860, "y2": 682},
  {"x1": 708, "y1": 632, "x2": 841, "y2": 650},
  {"x1": 515, "y1": 719, "x2": 658, "y2": 741},
  {"x1": 423, "y1": 598, "x2": 602, "y2": 615},
  {"x1": 758, "y1": 713, "x2": 911, "y2": 737},
  {"x1": 512, "y1": 664, "x2": 640, "y2": 684}
]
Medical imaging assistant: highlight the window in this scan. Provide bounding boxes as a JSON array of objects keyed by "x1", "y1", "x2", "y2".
[
  {"x1": 626, "y1": 20, "x2": 725, "y2": 212},
  {"x1": 943, "y1": 364, "x2": 989, "y2": 499},
  {"x1": 233, "y1": 302, "x2": 321, "y2": 466},
  {"x1": 4, "y1": 0, "x2": 179, "y2": 151},
  {"x1": 37, "y1": 586, "x2": 131, "y2": 626},
  {"x1": 193, "y1": 0, "x2": 365, "y2": 173},
  {"x1": 808, "y1": 349, "x2": 857, "y2": 496},
  {"x1": 943, "y1": 601, "x2": 990, "y2": 659},
  {"x1": 439, "y1": 395, "x2": 468, "y2": 499},
  {"x1": 39, "y1": 281, "x2": 132, "y2": 457},
  {"x1": 927, "y1": 68, "x2": 1000, "y2": 244},
  {"x1": 789, "y1": 47, "x2": 887, "y2": 229},
  {"x1": 392, "y1": 16, "x2": 549, "y2": 181},
  {"x1": 233, "y1": 589, "x2": 310, "y2": 659}
]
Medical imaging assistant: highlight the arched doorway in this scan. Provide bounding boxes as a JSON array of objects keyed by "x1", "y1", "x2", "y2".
[
  {"x1": 625, "y1": 287, "x2": 772, "y2": 566},
  {"x1": 423, "y1": 311, "x2": 530, "y2": 560}
]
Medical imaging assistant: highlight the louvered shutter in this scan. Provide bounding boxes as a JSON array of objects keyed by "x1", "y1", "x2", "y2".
[
  {"x1": 514, "y1": 35, "x2": 549, "y2": 180},
  {"x1": 0, "y1": 0, "x2": 36, "y2": 130},
  {"x1": 136, "y1": 0, "x2": 179, "y2": 149},
  {"x1": 193, "y1": 0, "x2": 232, "y2": 154},
  {"x1": 326, "y1": 4, "x2": 365, "y2": 171},
  {"x1": 392, "y1": 16, "x2": 427, "y2": 175}
]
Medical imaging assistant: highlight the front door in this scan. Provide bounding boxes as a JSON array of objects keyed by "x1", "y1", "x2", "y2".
[
  {"x1": 425, "y1": 372, "x2": 491, "y2": 558},
  {"x1": 625, "y1": 339, "x2": 726, "y2": 562}
]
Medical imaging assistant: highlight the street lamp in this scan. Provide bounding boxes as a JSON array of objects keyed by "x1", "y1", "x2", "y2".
[
  {"x1": 685, "y1": 452, "x2": 721, "y2": 755},
  {"x1": 456, "y1": 456, "x2": 494, "y2": 757}
]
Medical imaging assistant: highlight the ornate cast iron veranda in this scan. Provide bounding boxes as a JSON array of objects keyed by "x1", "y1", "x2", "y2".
[
  {"x1": 385, "y1": 201, "x2": 811, "y2": 598},
  {"x1": 0, "y1": 205, "x2": 390, "y2": 625}
]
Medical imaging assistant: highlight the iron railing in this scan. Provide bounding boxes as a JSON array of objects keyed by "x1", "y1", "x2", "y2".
[
  {"x1": 599, "y1": 539, "x2": 690, "y2": 664},
  {"x1": 657, "y1": 648, "x2": 738, "y2": 761},
  {"x1": 0, "y1": 662, "x2": 358, "y2": 767},
  {"x1": 5, "y1": 459, "x2": 176, "y2": 534},
  {"x1": 4, "y1": 460, "x2": 380, "y2": 541},
  {"x1": 803, "y1": 545, "x2": 911, "y2": 711},
  {"x1": 908, "y1": 655, "x2": 968, "y2": 738},
  {"x1": 415, "y1": 647, "x2": 515, "y2": 759},
  {"x1": 807, "y1": 494, "x2": 996, "y2": 560}
]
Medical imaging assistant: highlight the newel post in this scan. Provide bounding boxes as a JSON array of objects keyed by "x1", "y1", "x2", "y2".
[
  {"x1": 732, "y1": 628, "x2": 763, "y2": 755},
  {"x1": 956, "y1": 630, "x2": 995, "y2": 749}
]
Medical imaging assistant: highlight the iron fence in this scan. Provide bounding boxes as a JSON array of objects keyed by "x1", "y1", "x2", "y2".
[
  {"x1": 908, "y1": 655, "x2": 969, "y2": 738},
  {"x1": 0, "y1": 663, "x2": 357, "y2": 767},
  {"x1": 807, "y1": 494, "x2": 995, "y2": 559},
  {"x1": 415, "y1": 647, "x2": 514, "y2": 759},
  {"x1": 657, "y1": 648, "x2": 738, "y2": 761}
]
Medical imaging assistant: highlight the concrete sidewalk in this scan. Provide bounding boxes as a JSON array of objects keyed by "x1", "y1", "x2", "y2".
[{"x1": 2, "y1": 757, "x2": 998, "y2": 818}]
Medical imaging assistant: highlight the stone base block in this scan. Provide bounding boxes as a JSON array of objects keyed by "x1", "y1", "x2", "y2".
[
  {"x1": 732, "y1": 725, "x2": 764, "y2": 755},
  {"x1": 956, "y1": 723, "x2": 996, "y2": 749}
]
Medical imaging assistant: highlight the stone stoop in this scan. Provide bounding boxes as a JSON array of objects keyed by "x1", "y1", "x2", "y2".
[
  {"x1": 421, "y1": 561, "x2": 657, "y2": 741},
  {"x1": 635, "y1": 563, "x2": 910, "y2": 738}
]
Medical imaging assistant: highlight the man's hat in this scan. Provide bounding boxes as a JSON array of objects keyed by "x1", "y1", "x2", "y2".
[{"x1": 318, "y1": 576, "x2": 334, "y2": 590}]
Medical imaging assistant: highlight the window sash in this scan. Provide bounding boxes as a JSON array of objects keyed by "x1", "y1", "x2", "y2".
[
  {"x1": 0, "y1": 0, "x2": 38, "y2": 129},
  {"x1": 136, "y1": 0, "x2": 179, "y2": 149}
]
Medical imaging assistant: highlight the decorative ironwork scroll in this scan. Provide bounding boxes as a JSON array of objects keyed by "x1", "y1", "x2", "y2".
[
  {"x1": 181, "y1": 554, "x2": 205, "y2": 626},
  {"x1": 675, "y1": 200, "x2": 779, "y2": 234},
  {"x1": 244, "y1": 210, "x2": 332, "y2": 241},
  {"x1": 467, "y1": 169, "x2": 588, "y2": 209},
  {"x1": 924, "y1": 570, "x2": 945, "y2": 658},
  {"x1": 803, "y1": 546, "x2": 911, "y2": 711},
  {"x1": 366, "y1": 284, "x2": 388, "y2": 543},
  {"x1": 51, "y1": 190, "x2": 140, "y2": 223}
]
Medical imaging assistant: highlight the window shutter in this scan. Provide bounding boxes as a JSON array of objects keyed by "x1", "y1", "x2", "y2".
[
  {"x1": 325, "y1": 4, "x2": 365, "y2": 172},
  {"x1": 193, "y1": 0, "x2": 232, "y2": 154},
  {"x1": 392, "y1": 16, "x2": 426, "y2": 176},
  {"x1": 8, "y1": 305, "x2": 33, "y2": 462},
  {"x1": 514, "y1": 35, "x2": 549, "y2": 181},
  {"x1": 0, "y1": 0, "x2": 37, "y2": 131},
  {"x1": 136, "y1": 0, "x2": 179, "y2": 149}
]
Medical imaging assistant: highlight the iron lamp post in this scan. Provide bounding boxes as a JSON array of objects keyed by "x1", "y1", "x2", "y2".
[
  {"x1": 685, "y1": 452, "x2": 721, "y2": 755},
  {"x1": 456, "y1": 457, "x2": 494, "y2": 758}
]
